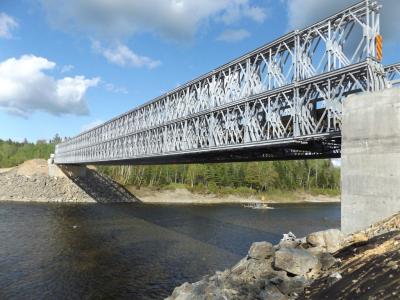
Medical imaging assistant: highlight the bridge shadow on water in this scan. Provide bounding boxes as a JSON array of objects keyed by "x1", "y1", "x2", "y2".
[{"x1": 65, "y1": 169, "x2": 141, "y2": 204}]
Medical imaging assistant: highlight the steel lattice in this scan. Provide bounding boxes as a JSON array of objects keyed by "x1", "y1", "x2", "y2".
[
  {"x1": 55, "y1": 0, "x2": 388, "y2": 165},
  {"x1": 385, "y1": 63, "x2": 400, "y2": 86}
]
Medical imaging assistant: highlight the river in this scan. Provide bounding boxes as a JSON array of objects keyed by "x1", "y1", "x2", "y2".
[{"x1": 0, "y1": 202, "x2": 340, "y2": 300}]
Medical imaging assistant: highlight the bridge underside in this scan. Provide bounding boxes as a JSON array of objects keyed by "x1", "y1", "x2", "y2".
[{"x1": 83, "y1": 135, "x2": 341, "y2": 166}]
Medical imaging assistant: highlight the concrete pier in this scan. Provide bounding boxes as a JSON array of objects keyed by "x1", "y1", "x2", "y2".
[{"x1": 341, "y1": 88, "x2": 400, "y2": 233}]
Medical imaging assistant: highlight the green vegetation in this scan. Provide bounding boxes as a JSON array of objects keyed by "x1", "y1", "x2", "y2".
[
  {"x1": 0, "y1": 136, "x2": 60, "y2": 168},
  {"x1": 99, "y1": 160, "x2": 340, "y2": 198}
]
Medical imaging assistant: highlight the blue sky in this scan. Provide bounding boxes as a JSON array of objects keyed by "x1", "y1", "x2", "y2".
[{"x1": 0, "y1": 0, "x2": 399, "y2": 142}]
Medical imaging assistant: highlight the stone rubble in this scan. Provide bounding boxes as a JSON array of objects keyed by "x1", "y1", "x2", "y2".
[
  {"x1": 0, "y1": 164, "x2": 138, "y2": 203},
  {"x1": 0, "y1": 173, "x2": 94, "y2": 202},
  {"x1": 167, "y1": 212, "x2": 400, "y2": 300},
  {"x1": 166, "y1": 230, "x2": 343, "y2": 300}
]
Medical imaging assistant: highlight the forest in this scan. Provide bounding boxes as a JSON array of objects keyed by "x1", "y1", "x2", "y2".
[
  {"x1": 99, "y1": 160, "x2": 340, "y2": 197},
  {"x1": 0, "y1": 137, "x2": 58, "y2": 168},
  {"x1": 0, "y1": 138, "x2": 340, "y2": 197}
]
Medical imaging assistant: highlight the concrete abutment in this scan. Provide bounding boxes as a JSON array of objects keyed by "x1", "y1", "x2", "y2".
[{"x1": 341, "y1": 87, "x2": 400, "y2": 233}]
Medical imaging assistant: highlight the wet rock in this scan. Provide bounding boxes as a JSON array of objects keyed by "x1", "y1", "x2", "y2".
[
  {"x1": 248, "y1": 242, "x2": 275, "y2": 260},
  {"x1": 306, "y1": 229, "x2": 345, "y2": 253},
  {"x1": 274, "y1": 248, "x2": 319, "y2": 276}
]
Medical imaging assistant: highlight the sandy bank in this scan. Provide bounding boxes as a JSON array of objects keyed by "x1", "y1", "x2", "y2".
[{"x1": 128, "y1": 186, "x2": 340, "y2": 204}]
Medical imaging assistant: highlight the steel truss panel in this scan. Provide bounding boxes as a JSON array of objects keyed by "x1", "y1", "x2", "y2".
[
  {"x1": 55, "y1": 0, "x2": 386, "y2": 165},
  {"x1": 385, "y1": 63, "x2": 400, "y2": 86},
  {"x1": 55, "y1": 62, "x2": 374, "y2": 164}
]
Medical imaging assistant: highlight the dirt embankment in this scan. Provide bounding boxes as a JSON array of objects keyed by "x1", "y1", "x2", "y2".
[{"x1": 0, "y1": 160, "x2": 138, "y2": 203}]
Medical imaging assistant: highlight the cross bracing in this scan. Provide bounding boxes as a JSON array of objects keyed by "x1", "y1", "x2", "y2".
[
  {"x1": 385, "y1": 63, "x2": 400, "y2": 86},
  {"x1": 54, "y1": 0, "x2": 388, "y2": 165}
]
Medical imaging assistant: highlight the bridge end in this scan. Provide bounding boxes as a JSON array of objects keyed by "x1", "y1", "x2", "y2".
[
  {"x1": 48, "y1": 154, "x2": 87, "y2": 178},
  {"x1": 341, "y1": 87, "x2": 400, "y2": 233}
]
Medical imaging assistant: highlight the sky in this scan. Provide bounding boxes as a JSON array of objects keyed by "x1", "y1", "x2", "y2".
[{"x1": 0, "y1": 0, "x2": 399, "y2": 142}]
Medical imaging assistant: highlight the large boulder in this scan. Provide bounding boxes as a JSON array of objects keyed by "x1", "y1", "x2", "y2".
[
  {"x1": 306, "y1": 229, "x2": 345, "y2": 253},
  {"x1": 248, "y1": 242, "x2": 275, "y2": 260},
  {"x1": 274, "y1": 248, "x2": 319, "y2": 276}
]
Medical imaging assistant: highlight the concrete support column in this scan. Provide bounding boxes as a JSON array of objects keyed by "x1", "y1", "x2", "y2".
[{"x1": 341, "y1": 88, "x2": 400, "y2": 233}]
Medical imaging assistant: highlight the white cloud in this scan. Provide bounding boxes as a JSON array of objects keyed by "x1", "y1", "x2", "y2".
[
  {"x1": 0, "y1": 55, "x2": 99, "y2": 117},
  {"x1": 285, "y1": 0, "x2": 400, "y2": 44},
  {"x1": 92, "y1": 41, "x2": 161, "y2": 69},
  {"x1": 60, "y1": 64, "x2": 74, "y2": 73},
  {"x1": 41, "y1": 0, "x2": 266, "y2": 40},
  {"x1": 81, "y1": 119, "x2": 104, "y2": 132},
  {"x1": 217, "y1": 29, "x2": 251, "y2": 42},
  {"x1": 0, "y1": 13, "x2": 18, "y2": 38},
  {"x1": 104, "y1": 83, "x2": 128, "y2": 94},
  {"x1": 218, "y1": 2, "x2": 267, "y2": 25}
]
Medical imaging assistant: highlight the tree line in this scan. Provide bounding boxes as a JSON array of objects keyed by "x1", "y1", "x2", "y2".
[
  {"x1": 0, "y1": 136, "x2": 60, "y2": 168},
  {"x1": 99, "y1": 159, "x2": 340, "y2": 196}
]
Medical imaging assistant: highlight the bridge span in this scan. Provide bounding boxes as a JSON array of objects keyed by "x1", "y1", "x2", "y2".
[{"x1": 54, "y1": 0, "x2": 391, "y2": 166}]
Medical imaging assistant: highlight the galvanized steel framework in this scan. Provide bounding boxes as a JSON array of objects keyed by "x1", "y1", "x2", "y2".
[
  {"x1": 385, "y1": 63, "x2": 400, "y2": 86},
  {"x1": 55, "y1": 0, "x2": 389, "y2": 165}
]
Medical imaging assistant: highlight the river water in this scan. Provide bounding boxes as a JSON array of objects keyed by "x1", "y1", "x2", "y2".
[{"x1": 0, "y1": 202, "x2": 340, "y2": 300}]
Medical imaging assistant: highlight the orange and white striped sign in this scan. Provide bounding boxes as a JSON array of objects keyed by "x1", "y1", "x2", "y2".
[{"x1": 376, "y1": 34, "x2": 383, "y2": 62}]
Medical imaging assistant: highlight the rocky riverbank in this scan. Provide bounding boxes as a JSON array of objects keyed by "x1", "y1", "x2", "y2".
[
  {"x1": 0, "y1": 160, "x2": 138, "y2": 203},
  {"x1": 167, "y1": 212, "x2": 400, "y2": 300}
]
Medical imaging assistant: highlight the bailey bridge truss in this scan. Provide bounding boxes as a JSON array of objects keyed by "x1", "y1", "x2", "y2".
[
  {"x1": 385, "y1": 63, "x2": 400, "y2": 86},
  {"x1": 55, "y1": 0, "x2": 392, "y2": 165}
]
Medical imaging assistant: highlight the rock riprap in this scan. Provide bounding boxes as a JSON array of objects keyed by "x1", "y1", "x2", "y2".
[
  {"x1": 167, "y1": 212, "x2": 400, "y2": 300},
  {"x1": 166, "y1": 230, "x2": 340, "y2": 300}
]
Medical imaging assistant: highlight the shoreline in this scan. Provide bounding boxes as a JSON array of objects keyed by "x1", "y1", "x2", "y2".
[
  {"x1": 0, "y1": 162, "x2": 340, "y2": 204},
  {"x1": 128, "y1": 186, "x2": 340, "y2": 204}
]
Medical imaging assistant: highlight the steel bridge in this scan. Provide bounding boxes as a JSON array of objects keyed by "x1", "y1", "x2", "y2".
[{"x1": 55, "y1": 0, "x2": 397, "y2": 166}]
